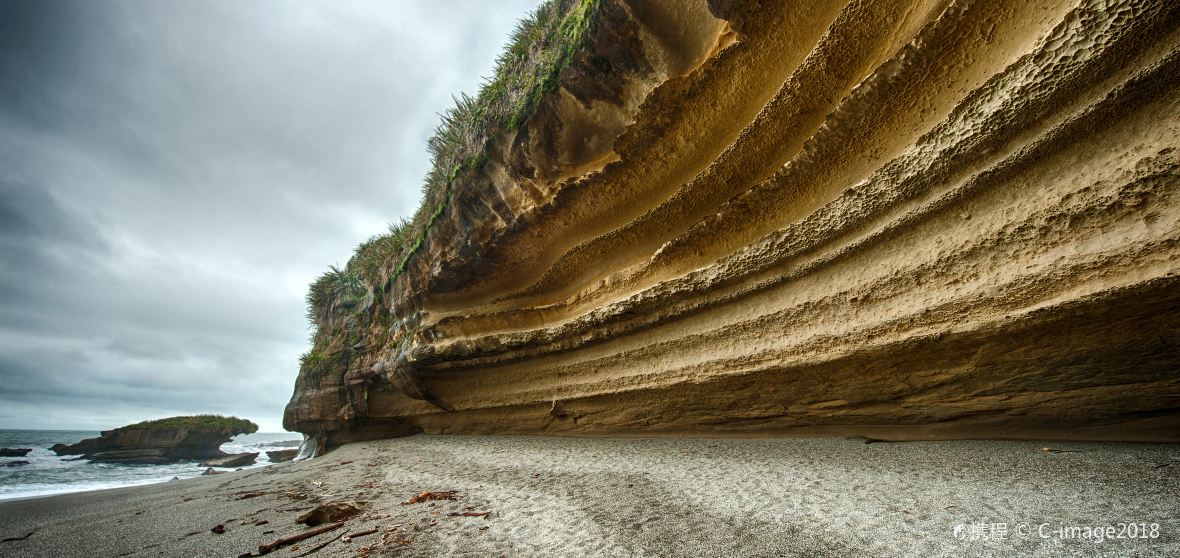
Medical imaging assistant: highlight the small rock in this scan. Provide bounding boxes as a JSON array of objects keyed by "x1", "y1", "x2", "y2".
[
  {"x1": 201, "y1": 467, "x2": 222, "y2": 475},
  {"x1": 296, "y1": 501, "x2": 363, "y2": 526},
  {"x1": 211, "y1": 524, "x2": 226, "y2": 534},
  {"x1": 411, "y1": 517, "x2": 437, "y2": 531},
  {"x1": 266, "y1": 449, "x2": 298, "y2": 463},
  {"x1": 200, "y1": 452, "x2": 258, "y2": 467},
  {"x1": 1, "y1": 460, "x2": 30, "y2": 467},
  {"x1": 48, "y1": 443, "x2": 73, "y2": 455},
  {"x1": 0, "y1": 448, "x2": 32, "y2": 457}
]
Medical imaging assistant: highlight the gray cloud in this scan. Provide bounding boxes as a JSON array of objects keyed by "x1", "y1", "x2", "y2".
[{"x1": 0, "y1": 0, "x2": 538, "y2": 431}]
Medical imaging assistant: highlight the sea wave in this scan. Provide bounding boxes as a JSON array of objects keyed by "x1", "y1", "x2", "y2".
[{"x1": 0, "y1": 430, "x2": 302, "y2": 502}]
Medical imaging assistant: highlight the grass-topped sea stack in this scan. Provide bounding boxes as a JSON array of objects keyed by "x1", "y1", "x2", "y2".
[{"x1": 50, "y1": 415, "x2": 258, "y2": 465}]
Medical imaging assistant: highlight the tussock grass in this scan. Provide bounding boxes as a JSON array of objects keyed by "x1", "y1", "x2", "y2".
[
  {"x1": 305, "y1": 265, "x2": 367, "y2": 330},
  {"x1": 302, "y1": 0, "x2": 600, "y2": 360},
  {"x1": 122, "y1": 415, "x2": 259, "y2": 435}
]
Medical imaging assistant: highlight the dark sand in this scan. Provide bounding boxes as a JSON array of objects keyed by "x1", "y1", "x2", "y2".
[{"x1": 0, "y1": 435, "x2": 1177, "y2": 557}]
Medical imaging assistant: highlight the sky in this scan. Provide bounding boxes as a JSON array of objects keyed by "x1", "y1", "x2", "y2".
[{"x1": 0, "y1": 0, "x2": 539, "y2": 432}]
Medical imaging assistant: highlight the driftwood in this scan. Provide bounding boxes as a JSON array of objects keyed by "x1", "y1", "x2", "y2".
[
  {"x1": 277, "y1": 505, "x2": 314, "y2": 512},
  {"x1": 0, "y1": 529, "x2": 36, "y2": 543},
  {"x1": 341, "y1": 528, "x2": 378, "y2": 542},
  {"x1": 289, "y1": 528, "x2": 349, "y2": 557},
  {"x1": 401, "y1": 491, "x2": 458, "y2": 505},
  {"x1": 257, "y1": 521, "x2": 345, "y2": 554}
]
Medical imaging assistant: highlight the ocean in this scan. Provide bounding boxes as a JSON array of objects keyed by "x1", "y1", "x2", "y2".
[{"x1": 0, "y1": 429, "x2": 304, "y2": 501}]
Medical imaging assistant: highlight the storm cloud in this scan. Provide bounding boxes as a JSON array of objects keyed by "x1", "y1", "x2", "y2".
[{"x1": 0, "y1": 0, "x2": 538, "y2": 431}]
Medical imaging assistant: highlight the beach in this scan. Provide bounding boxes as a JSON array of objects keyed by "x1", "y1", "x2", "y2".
[{"x1": 0, "y1": 435, "x2": 1176, "y2": 557}]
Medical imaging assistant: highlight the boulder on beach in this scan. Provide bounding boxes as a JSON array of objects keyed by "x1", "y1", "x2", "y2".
[
  {"x1": 296, "y1": 501, "x2": 362, "y2": 526},
  {"x1": 0, "y1": 448, "x2": 32, "y2": 457},
  {"x1": 200, "y1": 452, "x2": 257, "y2": 467},
  {"x1": 266, "y1": 449, "x2": 298, "y2": 463},
  {"x1": 50, "y1": 415, "x2": 258, "y2": 465},
  {"x1": 1, "y1": 460, "x2": 30, "y2": 467}
]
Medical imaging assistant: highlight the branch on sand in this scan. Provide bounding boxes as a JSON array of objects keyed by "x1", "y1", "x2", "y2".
[
  {"x1": 401, "y1": 491, "x2": 458, "y2": 505},
  {"x1": 0, "y1": 529, "x2": 36, "y2": 543},
  {"x1": 248, "y1": 521, "x2": 345, "y2": 556},
  {"x1": 289, "y1": 528, "x2": 349, "y2": 557},
  {"x1": 341, "y1": 528, "x2": 379, "y2": 542}
]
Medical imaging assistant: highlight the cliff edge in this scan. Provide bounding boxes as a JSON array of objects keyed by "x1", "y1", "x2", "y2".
[{"x1": 285, "y1": 0, "x2": 1180, "y2": 449}]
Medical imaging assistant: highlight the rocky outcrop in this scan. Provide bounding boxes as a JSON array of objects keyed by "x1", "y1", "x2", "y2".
[
  {"x1": 286, "y1": 0, "x2": 1180, "y2": 447},
  {"x1": 52, "y1": 416, "x2": 258, "y2": 464},
  {"x1": 0, "y1": 448, "x2": 31, "y2": 457},
  {"x1": 200, "y1": 452, "x2": 258, "y2": 468},
  {"x1": 266, "y1": 449, "x2": 299, "y2": 463}
]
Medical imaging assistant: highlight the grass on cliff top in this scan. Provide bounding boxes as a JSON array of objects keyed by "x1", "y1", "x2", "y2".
[
  {"x1": 302, "y1": 0, "x2": 599, "y2": 347},
  {"x1": 121, "y1": 415, "x2": 259, "y2": 435}
]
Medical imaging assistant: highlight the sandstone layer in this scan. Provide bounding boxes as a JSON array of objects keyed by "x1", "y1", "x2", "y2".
[{"x1": 285, "y1": 0, "x2": 1180, "y2": 447}]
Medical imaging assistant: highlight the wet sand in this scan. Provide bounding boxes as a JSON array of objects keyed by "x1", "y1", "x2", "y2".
[{"x1": 0, "y1": 435, "x2": 1176, "y2": 557}]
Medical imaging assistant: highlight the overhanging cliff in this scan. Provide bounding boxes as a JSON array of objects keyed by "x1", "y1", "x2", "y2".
[{"x1": 285, "y1": 0, "x2": 1180, "y2": 447}]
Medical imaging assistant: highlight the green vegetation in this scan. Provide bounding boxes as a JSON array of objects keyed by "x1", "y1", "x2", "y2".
[
  {"x1": 305, "y1": 265, "x2": 367, "y2": 330},
  {"x1": 402, "y1": 0, "x2": 598, "y2": 267},
  {"x1": 121, "y1": 415, "x2": 258, "y2": 435},
  {"x1": 349, "y1": 220, "x2": 411, "y2": 285},
  {"x1": 301, "y1": 0, "x2": 601, "y2": 368},
  {"x1": 298, "y1": 345, "x2": 350, "y2": 379}
]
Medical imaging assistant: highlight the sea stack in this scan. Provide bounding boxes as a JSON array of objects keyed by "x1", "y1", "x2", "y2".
[{"x1": 51, "y1": 415, "x2": 258, "y2": 464}]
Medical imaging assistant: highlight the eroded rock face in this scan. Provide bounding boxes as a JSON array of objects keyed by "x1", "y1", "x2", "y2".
[{"x1": 285, "y1": 0, "x2": 1180, "y2": 446}]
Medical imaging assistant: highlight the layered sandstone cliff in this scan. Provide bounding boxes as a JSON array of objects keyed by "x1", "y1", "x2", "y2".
[{"x1": 285, "y1": 0, "x2": 1180, "y2": 448}]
